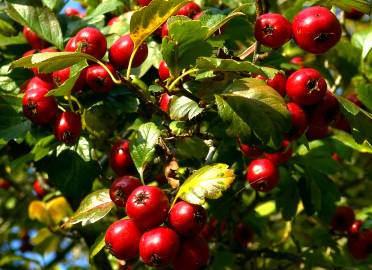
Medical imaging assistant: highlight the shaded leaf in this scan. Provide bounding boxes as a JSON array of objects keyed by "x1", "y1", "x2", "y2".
[
  {"x1": 175, "y1": 137, "x2": 209, "y2": 159},
  {"x1": 169, "y1": 96, "x2": 204, "y2": 120},
  {"x1": 89, "y1": 232, "x2": 106, "y2": 259},
  {"x1": 331, "y1": 130, "x2": 372, "y2": 154},
  {"x1": 276, "y1": 168, "x2": 300, "y2": 220}
]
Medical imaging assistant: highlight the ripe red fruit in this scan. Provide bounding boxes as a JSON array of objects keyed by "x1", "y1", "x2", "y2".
[
  {"x1": 33, "y1": 179, "x2": 48, "y2": 198},
  {"x1": 70, "y1": 27, "x2": 107, "y2": 59},
  {"x1": 110, "y1": 139, "x2": 134, "y2": 176},
  {"x1": 22, "y1": 88, "x2": 58, "y2": 125},
  {"x1": 161, "y1": 23, "x2": 169, "y2": 38},
  {"x1": 199, "y1": 218, "x2": 217, "y2": 241},
  {"x1": 345, "y1": 9, "x2": 364, "y2": 20},
  {"x1": 267, "y1": 72, "x2": 287, "y2": 96},
  {"x1": 193, "y1": 12, "x2": 203, "y2": 20},
  {"x1": 177, "y1": 3, "x2": 202, "y2": 18},
  {"x1": 137, "y1": 0, "x2": 152, "y2": 6},
  {"x1": 23, "y1": 27, "x2": 47, "y2": 49},
  {"x1": 25, "y1": 48, "x2": 58, "y2": 80},
  {"x1": 86, "y1": 63, "x2": 115, "y2": 93},
  {"x1": 349, "y1": 220, "x2": 363, "y2": 235},
  {"x1": 54, "y1": 111, "x2": 82, "y2": 145},
  {"x1": 0, "y1": 179, "x2": 11, "y2": 189},
  {"x1": 139, "y1": 227, "x2": 180, "y2": 268},
  {"x1": 331, "y1": 152, "x2": 342, "y2": 162},
  {"x1": 169, "y1": 201, "x2": 207, "y2": 236},
  {"x1": 246, "y1": 158, "x2": 279, "y2": 192},
  {"x1": 52, "y1": 67, "x2": 87, "y2": 93},
  {"x1": 306, "y1": 115, "x2": 329, "y2": 141},
  {"x1": 286, "y1": 68, "x2": 327, "y2": 105},
  {"x1": 25, "y1": 76, "x2": 54, "y2": 92},
  {"x1": 346, "y1": 92, "x2": 364, "y2": 108},
  {"x1": 234, "y1": 223, "x2": 254, "y2": 247},
  {"x1": 333, "y1": 113, "x2": 351, "y2": 133},
  {"x1": 310, "y1": 90, "x2": 339, "y2": 124},
  {"x1": 173, "y1": 236, "x2": 209, "y2": 270},
  {"x1": 292, "y1": 6, "x2": 341, "y2": 54},
  {"x1": 126, "y1": 186, "x2": 169, "y2": 230},
  {"x1": 107, "y1": 16, "x2": 120, "y2": 26},
  {"x1": 330, "y1": 206, "x2": 355, "y2": 232},
  {"x1": 239, "y1": 142, "x2": 263, "y2": 159},
  {"x1": 158, "y1": 60, "x2": 170, "y2": 81},
  {"x1": 290, "y1": 56, "x2": 304, "y2": 67},
  {"x1": 109, "y1": 176, "x2": 141, "y2": 207},
  {"x1": 64, "y1": 7, "x2": 83, "y2": 17},
  {"x1": 254, "y1": 13, "x2": 292, "y2": 48},
  {"x1": 65, "y1": 37, "x2": 78, "y2": 52},
  {"x1": 105, "y1": 219, "x2": 142, "y2": 260},
  {"x1": 347, "y1": 230, "x2": 371, "y2": 260},
  {"x1": 109, "y1": 34, "x2": 148, "y2": 70},
  {"x1": 159, "y1": 92, "x2": 172, "y2": 112},
  {"x1": 286, "y1": 102, "x2": 308, "y2": 139},
  {"x1": 264, "y1": 140, "x2": 292, "y2": 165}
]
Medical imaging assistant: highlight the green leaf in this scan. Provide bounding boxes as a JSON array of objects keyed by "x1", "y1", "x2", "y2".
[
  {"x1": 0, "y1": 17, "x2": 17, "y2": 36},
  {"x1": 276, "y1": 168, "x2": 300, "y2": 220},
  {"x1": 42, "y1": 0, "x2": 64, "y2": 11},
  {"x1": 6, "y1": 0, "x2": 64, "y2": 49},
  {"x1": 130, "y1": 122, "x2": 161, "y2": 181},
  {"x1": 175, "y1": 137, "x2": 209, "y2": 159},
  {"x1": 162, "y1": 19, "x2": 213, "y2": 76},
  {"x1": 255, "y1": 201, "x2": 276, "y2": 216},
  {"x1": 63, "y1": 189, "x2": 114, "y2": 228},
  {"x1": 351, "y1": 26, "x2": 372, "y2": 60},
  {"x1": 84, "y1": 0, "x2": 124, "y2": 22},
  {"x1": 326, "y1": 0, "x2": 371, "y2": 13},
  {"x1": 0, "y1": 32, "x2": 26, "y2": 47},
  {"x1": 215, "y1": 78, "x2": 290, "y2": 147},
  {"x1": 172, "y1": 163, "x2": 235, "y2": 207},
  {"x1": 89, "y1": 232, "x2": 106, "y2": 259},
  {"x1": 355, "y1": 82, "x2": 372, "y2": 111},
  {"x1": 169, "y1": 96, "x2": 204, "y2": 120},
  {"x1": 83, "y1": 104, "x2": 117, "y2": 138},
  {"x1": 0, "y1": 64, "x2": 31, "y2": 94},
  {"x1": 331, "y1": 130, "x2": 372, "y2": 153},
  {"x1": 31, "y1": 135, "x2": 59, "y2": 161},
  {"x1": 46, "y1": 150, "x2": 100, "y2": 209}
]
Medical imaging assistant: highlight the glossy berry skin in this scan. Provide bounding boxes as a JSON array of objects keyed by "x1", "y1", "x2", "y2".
[
  {"x1": 23, "y1": 88, "x2": 58, "y2": 125},
  {"x1": 159, "y1": 93, "x2": 172, "y2": 112},
  {"x1": 0, "y1": 179, "x2": 11, "y2": 189},
  {"x1": 347, "y1": 230, "x2": 372, "y2": 260},
  {"x1": 292, "y1": 6, "x2": 341, "y2": 54},
  {"x1": 264, "y1": 140, "x2": 292, "y2": 165},
  {"x1": 161, "y1": 23, "x2": 169, "y2": 38},
  {"x1": 286, "y1": 68, "x2": 327, "y2": 105},
  {"x1": 158, "y1": 60, "x2": 170, "y2": 81},
  {"x1": 33, "y1": 180, "x2": 48, "y2": 198},
  {"x1": 110, "y1": 140, "x2": 134, "y2": 176},
  {"x1": 330, "y1": 206, "x2": 355, "y2": 232},
  {"x1": 86, "y1": 64, "x2": 115, "y2": 93},
  {"x1": 126, "y1": 186, "x2": 169, "y2": 230},
  {"x1": 254, "y1": 13, "x2": 292, "y2": 48},
  {"x1": 23, "y1": 27, "x2": 47, "y2": 49},
  {"x1": 25, "y1": 76, "x2": 54, "y2": 92},
  {"x1": 177, "y1": 3, "x2": 202, "y2": 18},
  {"x1": 246, "y1": 159, "x2": 279, "y2": 192},
  {"x1": 138, "y1": 0, "x2": 152, "y2": 6},
  {"x1": 64, "y1": 7, "x2": 83, "y2": 17},
  {"x1": 139, "y1": 227, "x2": 180, "y2": 268},
  {"x1": 349, "y1": 220, "x2": 363, "y2": 235},
  {"x1": 52, "y1": 67, "x2": 87, "y2": 93},
  {"x1": 54, "y1": 112, "x2": 82, "y2": 145},
  {"x1": 109, "y1": 34, "x2": 148, "y2": 70},
  {"x1": 109, "y1": 176, "x2": 141, "y2": 207},
  {"x1": 71, "y1": 27, "x2": 107, "y2": 59},
  {"x1": 286, "y1": 102, "x2": 308, "y2": 139},
  {"x1": 65, "y1": 37, "x2": 78, "y2": 52},
  {"x1": 234, "y1": 223, "x2": 254, "y2": 247},
  {"x1": 105, "y1": 219, "x2": 142, "y2": 260},
  {"x1": 267, "y1": 73, "x2": 287, "y2": 96},
  {"x1": 239, "y1": 142, "x2": 263, "y2": 159},
  {"x1": 169, "y1": 201, "x2": 207, "y2": 236},
  {"x1": 290, "y1": 56, "x2": 304, "y2": 67},
  {"x1": 173, "y1": 236, "x2": 209, "y2": 270}
]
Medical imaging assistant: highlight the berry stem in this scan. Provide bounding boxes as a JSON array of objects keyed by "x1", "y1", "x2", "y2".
[
  {"x1": 168, "y1": 68, "x2": 199, "y2": 92},
  {"x1": 126, "y1": 46, "x2": 139, "y2": 80}
]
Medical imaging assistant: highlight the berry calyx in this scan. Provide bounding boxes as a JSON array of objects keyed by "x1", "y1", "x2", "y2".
[
  {"x1": 110, "y1": 139, "x2": 135, "y2": 176},
  {"x1": 54, "y1": 111, "x2": 82, "y2": 145},
  {"x1": 246, "y1": 158, "x2": 279, "y2": 192},
  {"x1": 109, "y1": 176, "x2": 141, "y2": 207},
  {"x1": 86, "y1": 63, "x2": 116, "y2": 94},
  {"x1": 330, "y1": 206, "x2": 355, "y2": 232},
  {"x1": 173, "y1": 236, "x2": 209, "y2": 270},
  {"x1": 264, "y1": 140, "x2": 293, "y2": 165},
  {"x1": 70, "y1": 27, "x2": 107, "y2": 59},
  {"x1": 254, "y1": 13, "x2": 292, "y2": 48}
]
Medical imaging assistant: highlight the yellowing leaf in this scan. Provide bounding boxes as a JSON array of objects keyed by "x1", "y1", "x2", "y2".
[
  {"x1": 46, "y1": 197, "x2": 73, "y2": 226},
  {"x1": 172, "y1": 163, "x2": 235, "y2": 207},
  {"x1": 28, "y1": 200, "x2": 50, "y2": 225}
]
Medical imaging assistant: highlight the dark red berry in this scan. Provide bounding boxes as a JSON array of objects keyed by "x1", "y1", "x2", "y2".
[
  {"x1": 199, "y1": 218, "x2": 217, "y2": 241},
  {"x1": 65, "y1": 37, "x2": 78, "y2": 52},
  {"x1": 22, "y1": 87, "x2": 58, "y2": 125},
  {"x1": 310, "y1": 90, "x2": 339, "y2": 124},
  {"x1": 25, "y1": 76, "x2": 54, "y2": 92},
  {"x1": 346, "y1": 92, "x2": 364, "y2": 108},
  {"x1": 110, "y1": 139, "x2": 134, "y2": 176},
  {"x1": 347, "y1": 230, "x2": 372, "y2": 260},
  {"x1": 286, "y1": 68, "x2": 327, "y2": 105},
  {"x1": 234, "y1": 223, "x2": 254, "y2": 247},
  {"x1": 333, "y1": 113, "x2": 351, "y2": 132},
  {"x1": 137, "y1": 0, "x2": 152, "y2": 6},
  {"x1": 52, "y1": 67, "x2": 87, "y2": 93},
  {"x1": 267, "y1": 72, "x2": 287, "y2": 96},
  {"x1": 169, "y1": 201, "x2": 207, "y2": 236},
  {"x1": 159, "y1": 92, "x2": 172, "y2": 112},
  {"x1": 239, "y1": 141, "x2": 263, "y2": 159},
  {"x1": 345, "y1": 9, "x2": 364, "y2": 20},
  {"x1": 23, "y1": 27, "x2": 47, "y2": 49},
  {"x1": 71, "y1": 27, "x2": 107, "y2": 59},
  {"x1": 109, "y1": 34, "x2": 148, "y2": 70},
  {"x1": 177, "y1": 3, "x2": 202, "y2": 18},
  {"x1": 126, "y1": 186, "x2": 169, "y2": 230},
  {"x1": 246, "y1": 158, "x2": 279, "y2": 192},
  {"x1": 286, "y1": 102, "x2": 308, "y2": 139},
  {"x1": 139, "y1": 227, "x2": 180, "y2": 268},
  {"x1": 306, "y1": 115, "x2": 329, "y2": 141},
  {"x1": 292, "y1": 6, "x2": 341, "y2": 54},
  {"x1": 64, "y1": 7, "x2": 83, "y2": 17},
  {"x1": 158, "y1": 60, "x2": 170, "y2": 81},
  {"x1": 161, "y1": 23, "x2": 169, "y2": 38},
  {"x1": 264, "y1": 140, "x2": 292, "y2": 165},
  {"x1": 109, "y1": 176, "x2": 141, "y2": 207},
  {"x1": 331, "y1": 152, "x2": 342, "y2": 162},
  {"x1": 0, "y1": 179, "x2": 11, "y2": 190},
  {"x1": 86, "y1": 63, "x2": 115, "y2": 93},
  {"x1": 254, "y1": 13, "x2": 292, "y2": 48},
  {"x1": 349, "y1": 220, "x2": 363, "y2": 235},
  {"x1": 330, "y1": 206, "x2": 355, "y2": 232},
  {"x1": 105, "y1": 219, "x2": 142, "y2": 260},
  {"x1": 54, "y1": 111, "x2": 82, "y2": 145},
  {"x1": 33, "y1": 179, "x2": 48, "y2": 198},
  {"x1": 173, "y1": 236, "x2": 209, "y2": 270}
]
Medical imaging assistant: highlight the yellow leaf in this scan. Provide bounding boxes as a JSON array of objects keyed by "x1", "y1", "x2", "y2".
[
  {"x1": 172, "y1": 163, "x2": 235, "y2": 208},
  {"x1": 28, "y1": 200, "x2": 50, "y2": 226},
  {"x1": 46, "y1": 197, "x2": 73, "y2": 226}
]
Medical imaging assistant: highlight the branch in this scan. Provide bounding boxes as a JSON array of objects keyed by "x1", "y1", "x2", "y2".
[{"x1": 253, "y1": 0, "x2": 264, "y2": 64}]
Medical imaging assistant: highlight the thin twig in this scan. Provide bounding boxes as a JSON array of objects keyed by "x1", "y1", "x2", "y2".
[{"x1": 253, "y1": 0, "x2": 264, "y2": 64}]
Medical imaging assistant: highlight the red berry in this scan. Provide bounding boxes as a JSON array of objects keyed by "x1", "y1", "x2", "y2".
[
  {"x1": 349, "y1": 220, "x2": 363, "y2": 235},
  {"x1": 169, "y1": 201, "x2": 207, "y2": 236},
  {"x1": 54, "y1": 111, "x2": 82, "y2": 145},
  {"x1": 23, "y1": 88, "x2": 57, "y2": 125},
  {"x1": 158, "y1": 60, "x2": 170, "y2": 81},
  {"x1": 239, "y1": 142, "x2": 263, "y2": 159},
  {"x1": 292, "y1": 6, "x2": 341, "y2": 54},
  {"x1": 72, "y1": 27, "x2": 107, "y2": 59},
  {"x1": 159, "y1": 92, "x2": 172, "y2": 112},
  {"x1": 109, "y1": 176, "x2": 141, "y2": 207},
  {"x1": 126, "y1": 186, "x2": 169, "y2": 230},
  {"x1": 26, "y1": 48, "x2": 58, "y2": 80},
  {"x1": 306, "y1": 115, "x2": 329, "y2": 141},
  {"x1": 64, "y1": 7, "x2": 83, "y2": 17},
  {"x1": 0, "y1": 179, "x2": 11, "y2": 189},
  {"x1": 331, "y1": 152, "x2": 342, "y2": 162},
  {"x1": 23, "y1": 27, "x2": 47, "y2": 49},
  {"x1": 161, "y1": 23, "x2": 169, "y2": 38},
  {"x1": 109, "y1": 34, "x2": 148, "y2": 70},
  {"x1": 65, "y1": 37, "x2": 78, "y2": 52},
  {"x1": 333, "y1": 113, "x2": 351, "y2": 132},
  {"x1": 347, "y1": 230, "x2": 371, "y2": 260},
  {"x1": 234, "y1": 223, "x2": 254, "y2": 247},
  {"x1": 199, "y1": 218, "x2": 217, "y2": 241},
  {"x1": 286, "y1": 68, "x2": 327, "y2": 105},
  {"x1": 105, "y1": 219, "x2": 142, "y2": 260},
  {"x1": 345, "y1": 8, "x2": 364, "y2": 20},
  {"x1": 346, "y1": 92, "x2": 364, "y2": 108},
  {"x1": 137, "y1": 0, "x2": 152, "y2": 6},
  {"x1": 330, "y1": 206, "x2": 355, "y2": 232},
  {"x1": 193, "y1": 12, "x2": 203, "y2": 20},
  {"x1": 173, "y1": 236, "x2": 209, "y2": 270},
  {"x1": 264, "y1": 140, "x2": 292, "y2": 165},
  {"x1": 139, "y1": 227, "x2": 180, "y2": 268},
  {"x1": 86, "y1": 63, "x2": 115, "y2": 94},
  {"x1": 254, "y1": 13, "x2": 292, "y2": 48},
  {"x1": 33, "y1": 179, "x2": 48, "y2": 198},
  {"x1": 267, "y1": 72, "x2": 286, "y2": 96},
  {"x1": 310, "y1": 90, "x2": 339, "y2": 124},
  {"x1": 246, "y1": 159, "x2": 279, "y2": 192},
  {"x1": 25, "y1": 76, "x2": 54, "y2": 92},
  {"x1": 53, "y1": 67, "x2": 87, "y2": 93},
  {"x1": 177, "y1": 3, "x2": 202, "y2": 18},
  {"x1": 286, "y1": 102, "x2": 308, "y2": 139},
  {"x1": 290, "y1": 56, "x2": 304, "y2": 67},
  {"x1": 107, "y1": 16, "x2": 120, "y2": 26},
  {"x1": 110, "y1": 139, "x2": 134, "y2": 176}
]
